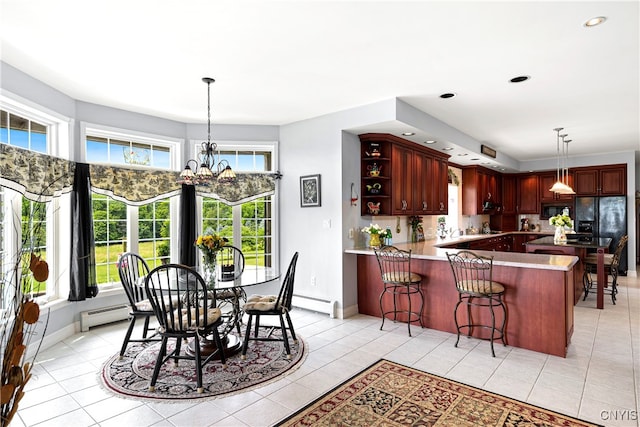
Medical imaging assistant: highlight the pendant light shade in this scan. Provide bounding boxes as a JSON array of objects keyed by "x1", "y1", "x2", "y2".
[{"x1": 549, "y1": 127, "x2": 575, "y2": 195}]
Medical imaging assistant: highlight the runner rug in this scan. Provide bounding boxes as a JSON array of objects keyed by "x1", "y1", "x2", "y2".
[
  {"x1": 100, "y1": 330, "x2": 305, "y2": 402},
  {"x1": 276, "y1": 359, "x2": 602, "y2": 427}
]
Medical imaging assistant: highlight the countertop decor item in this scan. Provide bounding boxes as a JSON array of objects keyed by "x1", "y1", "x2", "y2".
[{"x1": 361, "y1": 223, "x2": 390, "y2": 248}]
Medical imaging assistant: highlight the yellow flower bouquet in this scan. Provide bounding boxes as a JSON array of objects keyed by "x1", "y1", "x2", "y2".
[{"x1": 195, "y1": 232, "x2": 228, "y2": 265}]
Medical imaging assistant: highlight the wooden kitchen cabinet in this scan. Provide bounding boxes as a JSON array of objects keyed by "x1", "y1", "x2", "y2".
[
  {"x1": 539, "y1": 171, "x2": 574, "y2": 202},
  {"x1": 573, "y1": 164, "x2": 626, "y2": 196},
  {"x1": 359, "y1": 133, "x2": 449, "y2": 217},
  {"x1": 501, "y1": 175, "x2": 517, "y2": 214},
  {"x1": 391, "y1": 144, "x2": 414, "y2": 214},
  {"x1": 517, "y1": 174, "x2": 539, "y2": 214},
  {"x1": 432, "y1": 157, "x2": 449, "y2": 214},
  {"x1": 462, "y1": 166, "x2": 500, "y2": 215}
]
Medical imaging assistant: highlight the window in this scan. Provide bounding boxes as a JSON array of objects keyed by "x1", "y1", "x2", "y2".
[
  {"x1": 0, "y1": 109, "x2": 47, "y2": 152},
  {"x1": 1, "y1": 106, "x2": 60, "y2": 304},
  {"x1": 85, "y1": 126, "x2": 179, "y2": 285},
  {"x1": 92, "y1": 194, "x2": 127, "y2": 286},
  {"x1": 197, "y1": 143, "x2": 277, "y2": 271}
]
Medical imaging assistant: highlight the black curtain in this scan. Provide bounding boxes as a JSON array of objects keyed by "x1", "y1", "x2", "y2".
[
  {"x1": 69, "y1": 163, "x2": 98, "y2": 300},
  {"x1": 179, "y1": 184, "x2": 197, "y2": 267}
]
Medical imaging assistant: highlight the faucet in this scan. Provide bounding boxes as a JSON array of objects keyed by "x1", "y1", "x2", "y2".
[{"x1": 449, "y1": 228, "x2": 462, "y2": 238}]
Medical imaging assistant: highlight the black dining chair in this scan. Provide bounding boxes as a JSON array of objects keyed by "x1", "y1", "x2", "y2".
[
  {"x1": 144, "y1": 264, "x2": 226, "y2": 393},
  {"x1": 241, "y1": 252, "x2": 299, "y2": 360},
  {"x1": 117, "y1": 252, "x2": 158, "y2": 359},
  {"x1": 215, "y1": 245, "x2": 246, "y2": 334}
]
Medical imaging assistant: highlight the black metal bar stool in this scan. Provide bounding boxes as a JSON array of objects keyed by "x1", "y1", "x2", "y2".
[
  {"x1": 374, "y1": 246, "x2": 424, "y2": 337},
  {"x1": 446, "y1": 250, "x2": 507, "y2": 357}
]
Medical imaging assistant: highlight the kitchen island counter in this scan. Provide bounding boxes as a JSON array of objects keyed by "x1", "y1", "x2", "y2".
[{"x1": 346, "y1": 240, "x2": 578, "y2": 357}]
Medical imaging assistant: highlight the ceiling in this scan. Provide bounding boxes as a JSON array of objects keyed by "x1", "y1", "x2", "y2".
[{"x1": 1, "y1": 1, "x2": 638, "y2": 170}]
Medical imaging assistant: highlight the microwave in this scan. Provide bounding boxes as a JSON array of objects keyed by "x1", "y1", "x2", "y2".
[{"x1": 540, "y1": 203, "x2": 573, "y2": 220}]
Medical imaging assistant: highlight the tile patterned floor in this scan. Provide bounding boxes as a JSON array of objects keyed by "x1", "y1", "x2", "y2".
[{"x1": 14, "y1": 273, "x2": 640, "y2": 426}]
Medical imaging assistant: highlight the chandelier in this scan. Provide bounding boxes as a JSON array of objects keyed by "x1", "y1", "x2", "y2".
[
  {"x1": 178, "y1": 77, "x2": 236, "y2": 185},
  {"x1": 548, "y1": 127, "x2": 575, "y2": 194}
]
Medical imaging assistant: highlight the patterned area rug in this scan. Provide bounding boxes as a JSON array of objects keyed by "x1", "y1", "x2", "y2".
[
  {"x1": 276, "y1": 359, "x2": 602, "y2": 427},
  {"x1": 100, "y1": 330, "x2": 305, "y2": 401}
]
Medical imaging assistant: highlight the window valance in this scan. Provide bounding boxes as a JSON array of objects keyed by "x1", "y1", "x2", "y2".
[{"x1": 1, "y1": 144, "x2": 277, "y2": 205}]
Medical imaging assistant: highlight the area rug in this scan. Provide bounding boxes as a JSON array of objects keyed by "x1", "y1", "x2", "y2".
[
  {"x1": 100, "y1": 330, "x2": 305, "y2": 401},
  {"x1": 276, "y1": 359, "x2": 602, "y2": 427}
]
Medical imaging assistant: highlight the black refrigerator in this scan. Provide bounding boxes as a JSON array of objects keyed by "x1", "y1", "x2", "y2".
[{"x1": 575, "y1": 196, "x2": 628, "y2": 274}]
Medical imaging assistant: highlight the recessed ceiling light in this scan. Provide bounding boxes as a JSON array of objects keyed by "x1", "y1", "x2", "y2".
[
  {"x1": 470, "y1": 158, "x2": 480, "y2": 161},
  {"x1": 457, "y1": 153, "x2": 468, "y2": 156},
  {"x1": 424, "y1": 140, "x2": 436, "y2": 144},
  {"x1": 510, "y1": 75, "x2": 530, "y2": 83},
  {"x1": 440, "y1": 93, "x2": 456, "y2": 99},
  {"x1": 584, "y1": 16, "x2": 606, "y2": 27},
  {"x1": 402, "y1": 132, "x2": 415, "y2": 136},
  {"x1": 481, "y1": 162, "x2": 491, "y2": 165},
  {"x1": 442, "y1": 147, "x2": 454, "y2": 151}
]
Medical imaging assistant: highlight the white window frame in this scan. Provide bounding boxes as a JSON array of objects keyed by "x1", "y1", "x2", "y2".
[
  {"x1": 191, "y1": 140, "x2": 280, "y2": 272},
  {"x1": 0, "y1": 93, "x2": 72, "y2": 305},
  {"x1": 81, "y1": 123, "x2": 183, "y2": 288}
]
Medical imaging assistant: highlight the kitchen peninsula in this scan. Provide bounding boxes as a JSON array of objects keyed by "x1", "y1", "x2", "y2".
[{"x1": 346, "y1": 233, "x2": 580, "y2": 357}]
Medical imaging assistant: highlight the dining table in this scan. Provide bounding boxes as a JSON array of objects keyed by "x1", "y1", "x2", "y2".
[
  {"x1": 525, "y1": 236, "x2": 613, "y2": 309},
  {"x1": 191, "y1": 266, "x2": 281, "y2": 357}
]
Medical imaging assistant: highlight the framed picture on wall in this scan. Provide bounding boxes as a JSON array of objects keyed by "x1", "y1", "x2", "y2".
[{"x1": 300, "y1": 174, "x2": 321, "y2": 207}]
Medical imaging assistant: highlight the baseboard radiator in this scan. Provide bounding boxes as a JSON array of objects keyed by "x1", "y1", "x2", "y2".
[
  {"x1": 80, "y1": 304, "x2": 130, "y2": 331},
  {"x1": 292, "y1": 294, "x2": 336, "y2": 318}
]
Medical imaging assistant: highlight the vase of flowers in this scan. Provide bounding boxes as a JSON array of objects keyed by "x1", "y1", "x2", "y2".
[
  {"x1": 361, "y1": 224, "x2": 390, "y2": 248},
  {"x1": 408, "y1": 216, "x2": 423, "y2": 243},
  {"x1": 549, "y1": 214, "x2": 572, "y2": 244},
  {"x1": 195, "y1": 231, "x2": 228, "y2": 288}
]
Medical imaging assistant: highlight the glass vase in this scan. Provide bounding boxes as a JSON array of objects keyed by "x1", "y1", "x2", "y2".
[
  {"x1": 554, "y1": 226, "x2": 567, "y2": 244},
  {"x1": 202, "y1": 254, "x2": 217, "y2": 289},
  {"x1": 369, "y1": 233, "x2": 381, "y2": 248}
]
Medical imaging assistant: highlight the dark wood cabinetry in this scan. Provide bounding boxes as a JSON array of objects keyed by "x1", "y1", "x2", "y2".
[
  {"x1": 391, "y1": 144, "x2": 414, "y2": 214},
  {"x1": 517, "y1": 175, "x2": 539, "y2": 214},
  {"x1": 501, "y1": 175, "x2": 517, "y2": 214},
  {"x1": 462, "y1": 166, "x2": 500, "y2": 215},
  {"x1": 573, "y1": 165, "x2": 626, "y2": 196},
  {"x1": 360, "y1": 133, "x2": 449, "y2": 217}
]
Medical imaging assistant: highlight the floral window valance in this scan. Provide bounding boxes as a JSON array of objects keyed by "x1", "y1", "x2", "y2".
[
  {"x1": 1, "y1": 144, "x2": 277, "y2": 205},
  {"x1": 0, "y1": 144, "x2": 75, "y2": 202}
]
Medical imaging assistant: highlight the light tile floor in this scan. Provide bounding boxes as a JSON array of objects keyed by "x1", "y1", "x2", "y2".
[{"x1": 14, "y1": 273, "x2": 640, "y2": 426}]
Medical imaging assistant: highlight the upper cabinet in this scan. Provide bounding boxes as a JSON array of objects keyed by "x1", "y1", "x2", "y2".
[
  {"x1": 462, "y1": 166, "x2": 501, "y2": 215},
  {"x1": 517, "y1": 174, "x2": 539, "y2": 214},
  {"x1": 539, "y1": 171, "x2": 574, "y2": 202},
  {"x1": 573, "y1": 165, "x2": 626, "y2": 196},
  {"x1": 359, "y1": 133, "x2": 449, "y2": 216}
]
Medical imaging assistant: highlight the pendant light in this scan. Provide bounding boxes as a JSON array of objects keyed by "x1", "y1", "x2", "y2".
[
  {"x1": 549, "y1": 127, "x2": 575, "y2": 194},
  {"x1": 178, "y1": 77, "x2": 236, "y2": 185}
]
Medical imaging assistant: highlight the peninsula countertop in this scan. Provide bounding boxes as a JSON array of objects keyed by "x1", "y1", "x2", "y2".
[{"x1": 345, "y1": 232, "x2": 579, "y2": 272}]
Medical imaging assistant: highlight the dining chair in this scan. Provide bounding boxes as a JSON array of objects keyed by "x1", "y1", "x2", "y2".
[
  {"x1": 374, "y1": 245, "x2": 424, "y2": 337},
  {"x1": 583, "y1": 234, "x2": 628, "y2": 304},
  {"x1": 241, "y1": 252, "x2": 299, "y2": 359},
  {"x1": 117, "y1": 252, "x2": 158, "y2": 359},
  {"x1": 215, "y1": 245, "x2": 246, "y2": 334},
  {"x1": 144, "y1": 264, "x2": 226, "y2": 393},
  {"x1": 446, "y1": 250, "x2": 507, "y2": 357}
]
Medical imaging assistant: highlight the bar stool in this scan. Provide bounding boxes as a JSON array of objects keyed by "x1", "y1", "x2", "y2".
[
  {"x1": 583, "y1": 234, "x2": 628, "y2": 304},
  {"x1": 374, "y1": 246, "x2": 424, "y2": 337},
  {"x1": 446, "y1": 250, "x2": 507, "y2": 357}
]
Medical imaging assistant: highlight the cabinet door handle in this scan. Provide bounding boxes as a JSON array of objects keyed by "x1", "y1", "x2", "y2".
[
  {"x1": 402, "y1": 200, "x2": 407, "y2": 210},
  {"x1": 422, "y1": 201, "x2": 427, "y2": 210}
]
